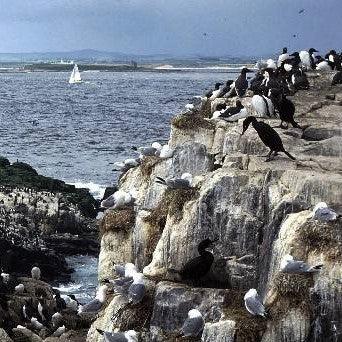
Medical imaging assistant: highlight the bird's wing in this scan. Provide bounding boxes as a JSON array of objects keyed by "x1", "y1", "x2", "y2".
[
  {"x1": 128, "y1": 283, "x2": 145, "y2": 304},
  {"x1": 245, "y1": 296, "x2": 265, "y2": 316},
  {"x1": 104, "y1": 332, "x2": 128, "y2": 342},
  {"x1": 182, "y1": 316, "x2": 204, "y2": 336}
]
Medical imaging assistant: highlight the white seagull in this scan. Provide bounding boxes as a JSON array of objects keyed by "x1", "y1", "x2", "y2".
[
  {"x1": 179, "y1": 309, "x2": 204, "y2": 337},
  {"x1": 280, "y1": 254, "x2": 323, "y2": 273},
  {"x1": 244, "y1": 289, "x2": 267, "y2": 318}
]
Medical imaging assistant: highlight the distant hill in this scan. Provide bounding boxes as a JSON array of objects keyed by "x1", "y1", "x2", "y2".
[{"x1": 0, "y1": 49, "x2": 256, "y2": 64}]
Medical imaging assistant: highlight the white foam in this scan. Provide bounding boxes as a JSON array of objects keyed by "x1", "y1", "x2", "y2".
[{"x1": 68, "y1": 181, "x2": 106, "y2": 199}]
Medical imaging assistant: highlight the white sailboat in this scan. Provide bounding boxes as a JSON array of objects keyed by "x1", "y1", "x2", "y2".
[{"x1": 69, "y1": 64, "x2": 82, "y2": 84}]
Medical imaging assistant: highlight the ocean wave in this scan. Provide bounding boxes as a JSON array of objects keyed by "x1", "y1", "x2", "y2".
[{"x1": 68, "y1": 181, "x2": 106, "y2": 199}]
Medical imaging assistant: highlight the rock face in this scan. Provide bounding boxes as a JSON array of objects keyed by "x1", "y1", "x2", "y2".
[
  {"x1": 0, "y1": 160, "x2": 99, "y2": 279},
  {"x1": 89, "y1": 72, "x2": 342, "y2": 341}
]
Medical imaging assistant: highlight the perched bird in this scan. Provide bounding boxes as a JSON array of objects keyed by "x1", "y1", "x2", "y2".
[
  {"x1": 244, "y1": 289, "x2": 267, "y2": 318},
  {"x1": 14, "y1": 283, "x2": 25, "y2": 294},
  {"x1": 132, "y1": 142, "x2": 162, "y2": 158},
  {"x1": 241, "y1": 116, "x2": 296, "y2": 161},
  {"x1": 101, "y1": 190, "x2": 134, "y2": 210},
  {"x1": 159, "y1": 144, "x2": 174, "y2": 159},
  {"x1": 234, "y1": 68, "x2": 253, "y2": 97},
  {"x1": 113, "y1": 264, "x2": 126, "y2": 277},
  {"x1": 280, "y1": 254, "x2": 323, "y2": 273},
  {"x1": 219, "y1": 80, "x2": 235, "y2": 97},
  {"x1": 291, "y1": 68, "x2": 309, "y2": 90},
  {"x1": 315, "y1": 56, "x2": 334, "y2": 71},
  {"x1": 268, "y1": 88, "x2": 301, "y2": 129},
  {"x1": 205, "y1": 82, "x2": 223, "y2": 98},
  {"x1": 178, "y1": 238, "x2": 218, "y2": 281},
  {"x1": 51, "y1": 312, "x2": 63, "y2": 327},
  {"x1": 53, "y1": 325, "x2": 66, "y2": 337},
  {"x1": 96, "y1": 329, "x2": 138, "y2": 342},
  {"x1": 179, "y1": 309, "x2": 205, "y2": 338},
  {"x1": 266, "y1": 59, "x2": 277, "y2": 70},
  {"x1": 37, "y1": 300, "x2": 47, "y2": 322},
  {"x1": 219, "y1": 100, "x2": 248, "y2": 122},
  {"x1": 155, "y1": 173, "x2": 193, "y2": 190},
  {"x1": 61, "y1": 294, "x2": 79, "y2": 312},
  {"x1": 53, "y1": 292, "x2": 67, "y2": 311},
  {"x1": 112, "y1": 158, "x2": 140, "y2": 173},
  {"x1": 209, "y1": 83, "x2": 225, "y2": 100},
  {"x1": 278, "y1": 47, "x2": 289, "y2": 67},
  {"x1": 31, "y1": 266, "x2": 41, "y2": 280},
  {"x1": 78, "y1": 285, "x2": 108, "y2": 314},
  {"x1": 332, "y1": 71, "x2": 342, "y2": 85},
  {"x1": 299, "y1": 48, "x2": 318, "y2": 70},
  {"x1": 251, "y1": 95, "x2": 275, "y2": 118},
  {"x1": 30, "y1": 317, "x2": 44, "y2": 330},
  {"x1": 312, "y1": 202, "x2": 337, "y2": 222},
  {"x1": 0, "y1": 272, "x2": 10, "y2": 284},
  {"x1": 128, "y1": 272, "x2": 146, "y2": 304}
]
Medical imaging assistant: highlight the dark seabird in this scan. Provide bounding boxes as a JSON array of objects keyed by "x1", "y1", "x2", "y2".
[
  {"x1": 53, "y1": 291, "x2": 67, "y2": 311},
  {"x1": 244, "y1": 289, "x2": 267, "y2": 317},
  {"x1": 278, "y1": 47, "x2": 289, "y2": 67},
  {"x1": 299, "y1": 48, "x2": 318, "y2": 70},
  {"x1": 234, "y1": 68, "x2": 253, "y2": 97},
  {"x1": 179, "y1": 309, "x2": 205, "y2": 337},
  {"x1": 268, "y1": 88, "x2": 301, "y2": 129},
  {"x1": 315, "y1": 56, "x2": 334, "y2": 71},
  {"x1": 288, "y1": 52, "x2": 301, "y2": 68},
  {"x1": 298, "y1": 9, "x2": 305, "y2": 14},
  {"x1": 332, "y1": 71, "x2": 342, "y2": 85},
  {"x1": 179, "y1": 238, "x2": 218, "y2": 281},
  {"x1": 132, "y1": 142, "x2": 162, "y2": 157},
  {"x1": 216, "y1": 100, "x2": 248, "y2": 121},
  {"x1": 205, "y1": 83, "x2": 223, "y2": 98},
  {"x1": 291, "y1": 68, "x2": 310, "y2": 90},
  {"x1": 220, "y1": 80, "x2": 235, "y2": 97},
  {"x1": 280, "y1": 254, "x2": 323, "y2": 273},
  {"x1": 155, "y1": 173, "x2": 193, "y2": 190},
  {"x1": 241, "y1": 116, "x2": 296, "y2": 161}
]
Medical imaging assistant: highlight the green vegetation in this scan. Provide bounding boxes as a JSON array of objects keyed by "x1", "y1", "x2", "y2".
[{"x1": 0, "y1": 157, "x2": 97, "y2": 217}]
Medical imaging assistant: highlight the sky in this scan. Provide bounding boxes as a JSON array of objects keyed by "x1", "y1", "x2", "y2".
[{"x1": 0, "y1": 0, "x2": 341, "y2": 57}]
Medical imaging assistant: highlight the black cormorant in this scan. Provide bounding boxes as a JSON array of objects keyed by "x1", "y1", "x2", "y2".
[
  {"x1": 234, "y1": 68, "x2": 253, "y2": 97},
  {"x1": 179, "y1": 238, "x2": 218, "y2": 280},
  {"x1": 268, "y1": 88, "x2": 301, "y2": 129},
  {"x1": 241, "y1": 116, "x2": 296, "y2": 161}
]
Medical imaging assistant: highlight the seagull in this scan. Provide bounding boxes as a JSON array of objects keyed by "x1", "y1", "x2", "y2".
[
  {"x1": 78, "y1": 285, "x2": 109, "y2": 314},
  {"x1": 31, "y1": 266, "x2": 41, "y2": 280},
  {"x1": 244, "y1": 289, "x2": 267, "y2": 318},
  {"x1": 312, "y1": 202, "x2": 337, "y2": 222},
  {"x1": 132, "y1": 142, "x2": 162, "y2": 158},
  {"x1": 30, "y1": 317, "x2": 44, "y2": 330},
  {"x1": 155, "y1": 173, "x2": 193, "y2": 190},
  {"x1": 15, "y1": 283, "x2": 25, "y2": 294},
  {"x1": 179, "y1": 309, "x2": 205, "y2": 337},
  {"x1": 61, "y1": 294, "x2": 79, "y2": 312},
  {"x1": 112, "y1": 158, "x2": 140, "y2": 173},
  {"x1": 53, "y1": 325, "x2": 66, "y2": 337},
  {"x1": 159, "y1": 144, "x2": 174, "y2": 159},
  {"x1": 1, "y1": 272, "x2": 10, "y2": 284},
  {"x1": 96, "y1": 329, "x2": 138, "y2": 342},
  {"x1": 128, "y1": 272, "x2": 146, "y2": 305},
  {"x1": 280, "y1": 254, "x2": 323, "y2": 273},
  {"x1": 101, "y1": 190, "x2": 134, "y2": 210}
]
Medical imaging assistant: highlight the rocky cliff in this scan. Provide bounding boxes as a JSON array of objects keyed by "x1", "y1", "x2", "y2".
[
  {"x1": 89, "y1": 72, "x2": 341, "y2": 342},
  {"x1": 0, "y1": 159, "x2": 99, "y2": 280}
]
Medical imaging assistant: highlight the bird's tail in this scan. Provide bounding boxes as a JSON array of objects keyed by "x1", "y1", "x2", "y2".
[
  {"x1": 291, "y1": 121, "x2": 302, "y2": 129},
  {"x1": 284, "y1": 150, "x2": 296, "y2": 160},
  {"x1": 308, "y1": 264, "x2": 324, "y2": 272},
  {"x1": 96, "y1": 329, "x2": 104, "y2": 335},
  {"x1": 155, "y1": 176, "x2": 166, "y2": 185}
]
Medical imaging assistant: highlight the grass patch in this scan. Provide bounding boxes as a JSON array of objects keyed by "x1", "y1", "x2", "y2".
[
  {"x1": 171, "y1": 114, "x2": 215, "y2": 131},
  {"x1": 99, "y1": 207, "x2": 136, "y2": 236},
  {"x1": 140, "y1": 156, "x2": 162, "y2": 178},
  {"x1": 267, "y1": 273, "x2": 313, "y2": 321},
  {"x1": 295, "y1": 218, "x2": 342, "y2": 261},
  {"x1": 222, "y1": 290, "x2": 267, "y2": 342}
]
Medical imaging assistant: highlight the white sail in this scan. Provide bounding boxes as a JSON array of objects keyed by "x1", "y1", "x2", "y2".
[{"x1": 69, "y1": 64, "x2": 82, "y2": 84}]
